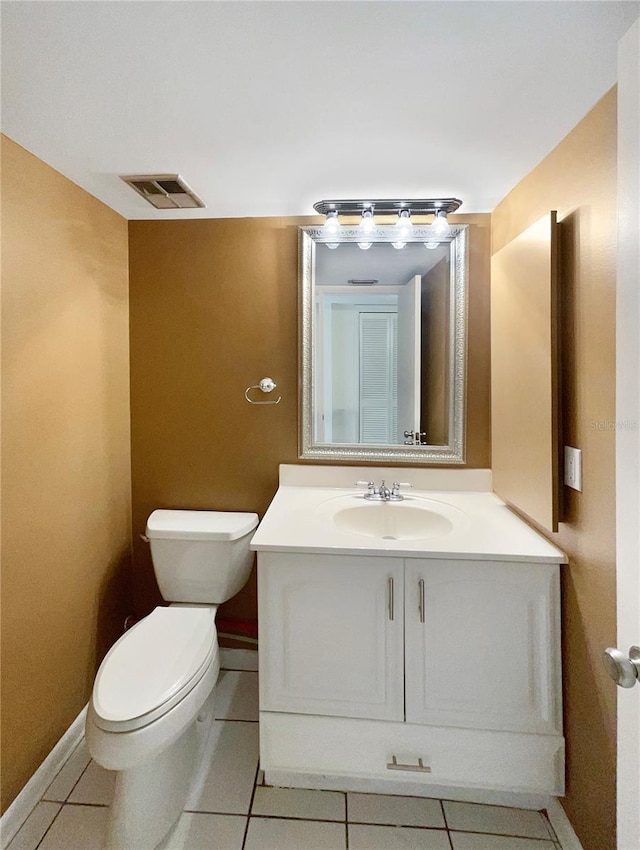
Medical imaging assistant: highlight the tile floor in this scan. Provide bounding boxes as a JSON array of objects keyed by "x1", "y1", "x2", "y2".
[{"x1": 5, "y1": 649, "x2": 563, "y2": 850}]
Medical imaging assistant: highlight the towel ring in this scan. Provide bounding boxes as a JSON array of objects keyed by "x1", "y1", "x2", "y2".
[{"x1": 245, "y1": 377, "x2": 282, "y2": 405}]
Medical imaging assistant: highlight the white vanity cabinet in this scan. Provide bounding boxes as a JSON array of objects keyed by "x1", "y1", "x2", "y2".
[
  {"x1": 258, "y1": 553, "x2": 404, "y2": 721},
  {"x1": 258, "y1": 551, "x2": 564, "y2": 800}
]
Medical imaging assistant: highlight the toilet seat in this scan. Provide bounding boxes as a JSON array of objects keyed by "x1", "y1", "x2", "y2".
[{"x1": 92, "y1": 606, "x2": 218, "y2": 733}]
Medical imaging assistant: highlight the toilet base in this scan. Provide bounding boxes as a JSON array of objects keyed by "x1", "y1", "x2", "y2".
[{"x1": 105, "y1": 689, "x2": 216, "y2": 850}]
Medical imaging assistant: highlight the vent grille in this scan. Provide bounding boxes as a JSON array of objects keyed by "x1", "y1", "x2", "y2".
[{"x1": 120, "y1": 174, "x2": 205, "y2": 209}]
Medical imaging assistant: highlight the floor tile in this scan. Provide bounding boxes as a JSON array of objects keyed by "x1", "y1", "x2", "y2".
[
  {"x1": 188, "y1": 721, "x2": 259, "y2": 814},
  {"x1": 6, "y1": 802, "x2": 61, "y2": 850},
  {"x1": 42, "y1": 741, "x2": 91, "y2": 802},
  {"x1": 252, "y1": 787, "x2": 345, "y2": 821},
  {"x1": 349, "y1": 823, "x2": 450, "y2": 850},
  {"x1": 219, "y1": 648, "x2": 259, "y2": 671},
  {"x1": 244, "y1": 817, "x2": 346, "y2": 850},
  {"x1": 158, "y1": 812, "x2": 246, "y2": 850},
  {"x1": 68, "y1": 760, "x2": 115, "y2": 806},
  {"x1": 450, "y1": 832, "x2": 556, "y2": 850},
  {"x1": 37, "y1": 804, "x2": 109, "y2": 850},
  {"x1": 443, "y1": 802, "x2": 551, "y2": 840},
  {"x1": 348, "y1": 793, "x2": 445, "y2": 828},
  {"x1": 215, "y1": 671, "x2": 259, "y2": 721}
]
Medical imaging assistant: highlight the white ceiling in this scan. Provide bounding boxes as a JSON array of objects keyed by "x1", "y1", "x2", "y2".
[{"x1": 2, "y1": 1, "x2": 638, "y2": 220}]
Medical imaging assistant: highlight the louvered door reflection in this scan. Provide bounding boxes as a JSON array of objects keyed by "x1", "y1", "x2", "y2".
[{"x1": 359, "y1": 312, "x2": 398, "y2": 444}]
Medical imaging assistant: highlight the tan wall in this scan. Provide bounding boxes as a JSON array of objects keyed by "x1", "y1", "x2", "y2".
[
  {"x1": 1, "y1": 137, "x2": 132, "y2": 813},
  {"x1": 128, "y1": 213, "x2": 491, "y2": 624},
  {"x1": 421, "y1": 258, "x2": 451, "y2": 445},
  {"x1": 492, "y1": 89, "x2": 618, "y2": 850}
]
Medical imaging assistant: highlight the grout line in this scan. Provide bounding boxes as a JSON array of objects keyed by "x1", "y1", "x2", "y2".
[
  {"x1": 183, "y1": 808, "x2": 250, "y2": 817},
  {"x1": 226, "y1": 812, "x2": 349, "y2": 824},
  {"x1": 182, "y1": 810, "x2": 247, "y2": 818},
  {"x1": 541, "y1": 809, "x2": 561, "y2": 842},
  {"x1": 449, "y1": 828, "x2": 557, "y2": 842},
  {"x1": 34, "y1": 805, "x2": 64, "y2": 850},
  {"x1": 347, "y1": 820, "x2": 449, "y2": 830},
  {"x1": 60, "y1": 801, "x2": 111, "y2": 809},
  {"x1": 241, "y1": 762, "x2": 261, "y2": 850},
  {"x1": 63, "y1": 761, "x2": 92, "y2": 803},
  {"x1": 345, "y1": 792, "x2": 349, "y2": 849},
  {"x1": 441, "y1": 799, "x2": 449, "y2": 829},
  {"x1": 213, "y1": 717, "x2": 259, "y2": 723}
]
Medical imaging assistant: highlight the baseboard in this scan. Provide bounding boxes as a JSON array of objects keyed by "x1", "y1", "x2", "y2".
[
  {"x1": 219, "y1": 647, "x2": 258, "y2": 671},
  {"x1": 0, "y1": 706, "x2": 87, "y2": 847},
  {"x1": 546, "y1": 799, "x2": 584, "y2": 850}
]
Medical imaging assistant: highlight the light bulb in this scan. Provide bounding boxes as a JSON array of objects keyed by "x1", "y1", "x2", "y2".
[
  {"x1": 322, "y1": 210, "x2": 340, "y2": 237},
  {"x1": 395, "y1": 209, "x2": 413, "y2": 242},
  {"x1": 431, "y1": 210, "x2": 450, "y2": 237},
  {"x1": 357, "y1": 241, "x2": 373, "y2": 251},
  {"x1": 358, "y1": 209, "x2": 375, "y2": 237},
  {"x1": 325, "y1": 243, "x2": 340, "y2": 250},
  {"x1": 391, "y1": 241, "x2": 407, "y2": 250},
  {"x1": 424, "y1": 240, "x2": 439, "y2": 250}
]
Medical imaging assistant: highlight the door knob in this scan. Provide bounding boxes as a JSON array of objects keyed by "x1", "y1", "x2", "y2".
[{"x1": 603, "y1": 646, "x2": 640, "y2": 688}]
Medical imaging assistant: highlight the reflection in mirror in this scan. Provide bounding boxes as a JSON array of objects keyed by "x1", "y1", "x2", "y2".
[{"x1": 299, "y1": 225, "x2": 468, "y2": 463}]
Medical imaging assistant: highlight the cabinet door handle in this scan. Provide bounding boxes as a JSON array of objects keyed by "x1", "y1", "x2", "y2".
[
  {"x1": 388, "y1": 577, "x2": 394, "y2": 621},
  {"x1": 418, "y1": 579, "x2": 425, "y2": 624},
  {"x1": 386, "y1": 755, "x2": 432, "y2": 773}
]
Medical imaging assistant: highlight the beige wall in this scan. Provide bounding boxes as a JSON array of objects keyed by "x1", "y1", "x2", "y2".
[
  {"x1": 1, "y1": 137, "x2": 132, "y2": 812},
  {"x1": 492, "y1": 89, "x2": 618, "y2": 850},
  {"x1": 128, "y1": 213, "x2": 491, "y2": 624},
  {"x1": 421, "y1": 258, "x2": 451, "y2": 445}
]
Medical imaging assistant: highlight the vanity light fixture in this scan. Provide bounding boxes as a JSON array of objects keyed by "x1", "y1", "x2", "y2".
[{"x1": 313, "y1": 198, "x2": 462, "y2": 250}]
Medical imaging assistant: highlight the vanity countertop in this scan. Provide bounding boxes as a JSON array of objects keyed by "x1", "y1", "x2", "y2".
[{"x1": 250, "y1": 484, "x2": 567, "y2": 564}]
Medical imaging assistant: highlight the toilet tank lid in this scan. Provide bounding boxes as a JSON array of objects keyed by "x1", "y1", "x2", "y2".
[{"x1": 146, "y1": 509, "x2": 259, "y2": 541}]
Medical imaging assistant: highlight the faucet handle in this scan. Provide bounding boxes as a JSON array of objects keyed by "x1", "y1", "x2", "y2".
[
  {"x1": 391, "y1": 481, "x2": 413, "y2": 494},
  {"x1": 355, "y1": 480, "x2": 376, "y2": 493}
]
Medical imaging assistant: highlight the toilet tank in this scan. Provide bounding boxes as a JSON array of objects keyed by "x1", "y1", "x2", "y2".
[{"x1": 146, "y1": 510, "x2": 259, "y2": 604}]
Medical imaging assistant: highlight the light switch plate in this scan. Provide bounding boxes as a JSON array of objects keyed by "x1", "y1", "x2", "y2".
[{"x1": 564, "y1": 446, "x2": 582, "y2": 491}]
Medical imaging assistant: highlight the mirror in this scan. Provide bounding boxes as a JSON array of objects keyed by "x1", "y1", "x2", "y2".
[{"x1": 299, "y1": 224, "x2": 468, "y2": 463}]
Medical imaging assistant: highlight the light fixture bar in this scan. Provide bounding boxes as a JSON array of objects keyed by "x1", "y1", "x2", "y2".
[{"x1": 313, "y1": 198, "x2": 462, "y2": 216}]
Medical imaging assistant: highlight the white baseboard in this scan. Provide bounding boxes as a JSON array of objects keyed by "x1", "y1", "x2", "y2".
[
  {"x1": 546, "y1": 798, "x2": 584, "y2": 850},
  {"x1": 219, "y1": 647, "x2": 258, "y2": 671},
  {"x1": 0, "y1": 706, "x2": 87, "y2": 847}
]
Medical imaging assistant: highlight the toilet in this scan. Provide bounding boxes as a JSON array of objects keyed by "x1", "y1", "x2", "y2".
[{"x1": 86, "y1": 509, "x2": 258, "y2": 850}]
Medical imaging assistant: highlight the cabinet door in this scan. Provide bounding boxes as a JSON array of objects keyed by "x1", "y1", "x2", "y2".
[
  {"x1": 405, "y1": 560, "x2": 561, "y2": 734},
  {"x1": 258, "y1": 553, "x2": 404, "y2": 721}
]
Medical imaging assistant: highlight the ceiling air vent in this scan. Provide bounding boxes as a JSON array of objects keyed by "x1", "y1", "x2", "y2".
[{"x1": 120, "y1": 174, "x2": 205, "y2": 209}]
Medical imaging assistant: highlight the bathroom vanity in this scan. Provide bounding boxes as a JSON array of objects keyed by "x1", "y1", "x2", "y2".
[{"x1": 251, "y1": 466, "x2": 568, "y2": 808}]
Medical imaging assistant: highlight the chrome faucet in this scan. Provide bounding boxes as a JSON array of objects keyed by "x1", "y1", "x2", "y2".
[{"x1": 355, "y1": 480, "x2": 413, "y2": 501}]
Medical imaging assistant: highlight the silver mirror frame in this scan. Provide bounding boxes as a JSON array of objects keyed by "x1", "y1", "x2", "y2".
[{"x1": 299, "y1": 224, "x2": 469, "y2": 464}]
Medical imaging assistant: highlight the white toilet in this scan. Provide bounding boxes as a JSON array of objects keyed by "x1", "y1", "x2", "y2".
[{"x1": 86, "y1": 509, "x2": 258, "y2": 850}]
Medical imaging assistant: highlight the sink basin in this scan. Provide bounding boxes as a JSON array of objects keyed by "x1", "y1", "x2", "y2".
[
  {"x1": 315, "y1": 495, "x2": 467, "y2": 541},
  {"x1": 333, "y1": 503, "x2": 454, "y2": 540}
]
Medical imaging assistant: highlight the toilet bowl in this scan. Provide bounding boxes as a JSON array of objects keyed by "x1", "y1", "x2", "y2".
[{"x1": 86, "y1": 510, "x2": 258, "y2": 850}]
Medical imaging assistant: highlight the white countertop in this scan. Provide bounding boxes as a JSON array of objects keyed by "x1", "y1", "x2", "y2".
[{"x1": 251, "y1": 484, "x2": 567, "y2": 564}]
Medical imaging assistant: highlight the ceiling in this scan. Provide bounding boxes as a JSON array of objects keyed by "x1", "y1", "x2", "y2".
[{"x1": 2, "y1": 1, "x2": 638, "y2": 220}]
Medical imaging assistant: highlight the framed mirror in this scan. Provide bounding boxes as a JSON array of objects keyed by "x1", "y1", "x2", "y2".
[{"x1": 299, "y1": 224, "x2": 468, "y2": 463}]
